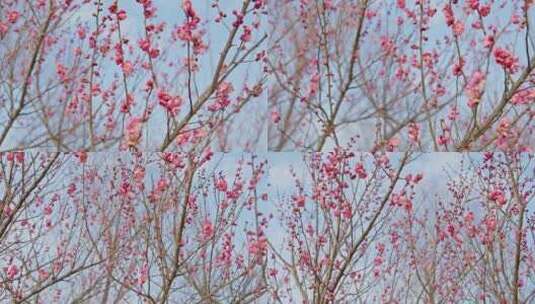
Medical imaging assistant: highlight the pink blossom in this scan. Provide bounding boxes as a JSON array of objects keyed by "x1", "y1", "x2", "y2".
[
  {"x1": 408, "y1": 122, "x2": 420, "y2": 144},
  {"x1": 138, "y1": 263, "x2": 148, "y2": 286},
  {"x1": 56, "y1": 64, "x2": 69, "y2": 83},
  {"x1": 466, "y1": 71, "x2": 485, "y2": 108},
  {"x1": 341, "y1": 203, "x2": 352, "y2": 219},
  {"x1": 452, "y1": 58, "x2": 465, "y2": 76},
  {"x1": 149, "y1": 48, "x2": 160, "y2": 59},
  {"x1": 293, "y1": 195, "x2": 305, "y2": 208},
  {"x1": 122, "y1": 61, "x2": 134, "y2": 76},
  {"x1": 443, "y1": 4, "x2": 455, "y2": 27},
  {"x1": 484, "y1": 215, "x2": 497, "y2": 232},
  {"x1": 479, "y1": 4, "x2": 491, "y2": 16},
  {"x1": 354, "y1": 162, "x2": 367, "y2": 179},
  {"x1": 133, "y1": 166, "x2": 145, "y2": 182},
  {"x1": 304, "y1": 72, "x2": 320, "y2": 102},
  {"x1": 240, "y1": 25, "x2": 252, "y2": 43},
  {"x1": 271, "y1": 110, "x2": 281, "y2": 123},
  {"x1": 248, "y1": 236, "x2": 267, "y2": 262},
  {"x1": 218, "y1": 233, "x2": 233, "y2": 267},
  {"x1": 511, "y1": 88, "x2": 535, "y2": 105},
  {"x1": 74, "y1": 151, "x2": 87, "y2": 163},
  {"x1": 464, "y1": 211, "x2": 475, "y2": 223},
  {"x1": 374, "y1": 256, "x2": 383, "y2": 267},
  {"x1": 208, "y1": 82, "x2": 233, "y2": 111},
  {"x1": 44, "y1": 204, "x2": 53, "y2": 215},
  {"x1": 494, "y1": 48, "x2": 519, "y2": 73},
  {"x1": 158, "y1": 90, "x2": 182, "y2": 116},
  {"x1": 202, "y1": 219, "x2": 214, "y2": 240},
  {"x1": 7, "y1": 11, "x2": 19, "y2": 24},
  {"x1": 386, "y1": 137, "x2": 400, "y2": 151},
  {"x1": 77, "y1": 26, "x2": 86, "y2": 40},
  {"x1": 489, "y1": 189, "x2": 506, "y2": 206},
  {"x1": 5, "y1": 264, "x2": 19, "y2": 280},
  {"x1": 453, "y1": 21, "x2": 465, "y2": 36},
  {"x1": 483, "y1": 35, "x2": 494, "y2": 48},
  {"x1": 138, "y1": 38, "x2": 151, "y2": 52},
  {"x1": 117, "y1": 10, "x2": 127, "y2": 21},
  {"x1": 183, "y1": 0, "x2": 198, "y2": 20},
  {"x1": 125, "y1": 117, "x2": 143, "y2": 147},
  {"x1": 215, "y1": 178, "x2": 228, "y2": 192},
  {"x1": 448, "y1": 106, "x2": 460, "y2": 121}
]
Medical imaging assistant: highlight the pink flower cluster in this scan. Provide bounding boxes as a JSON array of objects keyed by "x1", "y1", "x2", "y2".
[
  {"x1": 208, "y1": 82, "x2": 234, "y2": 112},
  {"x1": 175, "y1": 0, "x2": 207, "y2": 56},
  {"x1": 158, "y1": 90, "x2": 183, "y2": 116},
  {"x1": 466, "y1": 71, "x2": 485, "y2": 108},
  {"x1": 494, "y1": 48, "x2": 519, "y2": 74}
]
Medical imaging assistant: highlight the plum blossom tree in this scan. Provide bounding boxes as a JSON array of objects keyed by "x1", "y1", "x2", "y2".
[
  {"x1": 268, "y1": 0, "x2": 535, "y2": 151},
  {"x1": 0, "y1": 0, "x2": 267, "y2": 152},
  {"x1": 266, "y1": 149, "x2": 419, "y2": 303},
  {"x1": 1, "y1": 150, "x2": 274, "y2": 303},
  {"x1": 262, "y1": 150, "x2": 535, "y2": 303},
  {"x1": 391, "y1": 152, "x2": 535, "y2": 303}
]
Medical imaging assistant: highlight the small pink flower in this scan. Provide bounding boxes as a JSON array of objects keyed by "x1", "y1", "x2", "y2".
[
  {"x1": 201, "y1": 219, "x2": 214, "y2": 240},
  {"x1": 117, "y1": 10, "x2": 127, "y2": 21},
  {"x1": 5, "y1": 264, "x2": 19, "y2": 280},
  {"x1": 248, "y1": 236, "x2": 267, "y2": 262},
  {"x1": 494, "y1": 47, "x2": 519, "y2": 73},
  {"x1": 484, "y1": 215, "x2": 497, "y2": 232},
  {"x1": 215, "y1": 178, "x2": 228, "y2": 192},
  {"x1": 138, "y1": 263, "x2": 148, "y2": 286},
  {"x1": 386, "y1": 137, "x2": 400, "y2": 151},
  {"x1": 479, "y1": 4, "x2": 491, "y2": 16},
  {"x1": 306, "y1": 72, "x2": 320, "y2": 101},
  {"x1": 354, "y1": 162, "x2": 367, "y2": 179},
  {"x1": 464, "y1": 211, "x2": 475, "y2": 223},
  {"x1": 489, "y1": 189, "x2": 506, "y2": 206},
  {"x1": 133, "y1": 166, "x2": 145, "y2": 182},
  {"x1": 138, "y1": 38, "x2": 151, "y2": 52},
  {"x1": 208, "y1": 82, "x2": 233, "y2": 111},
  {"x1": 452, "y1": 58, "x2": 464, "y2": 76},
  {"x1": 293, "y1": 195, "x2": 305, "y2": 208},
  {"x1": 183, "y1": 0, "x2": 197, "y2": 19},
  {"x1": 271, "y1": 110, "x2": 281, "y2": 123},
  {"x1": 44, "y1": 205, "x2": 53, "y2": 216},
  {"x1": 468, "y1": 0, "x2": 480, "y2": 10},
  {"x1": 7, "y1": 11, "x2": 19, "y2": 24},
  {"x1": 158, "y1": 90, "x2": 182, "y2": 116},
  {"x1": 149, "y1": 48, "x2": 160, "y2": 59},
  {"x1": 443, "y1": 4, "x2": 455, "y2": 27},
  {"x1": 483, "y1": 35, "x2": 494, "y2": 48},
  {"x1": 240, "y1": 25, "x2": 252, "y2": 43},
  {"x1": 74, "y1": 151, "x2": 87, "y2": 163},
  {"x1": 408, "y1": 122, "x2": 420, "y2": 144},
  {"x1": 511, "y1": 88, "x2": 535, "y2": 105},
  {"x1": 56, "y1": 64, "x2": 69, "y2": 83},
  {"x1": 453, "y1": 21, "x2": 464, "y2": 36},
  {"x1": 122, "y1": 61, "x2": 134, "y2": 76},
  {"x1": 341, "y1": 203, "x2": 352, "y2": 219},
  {"x1": 77, "y1": 26, "x2": 86, "y2": 40},
  {"x1": 466, "y1": 71, "x2": 485, "y2": 108},
  {"x1": 125, "y1": 117, "x2": 143, "y2": 147},
  {"x1": 448, "y1": 106, "x2": 460, "y2": 121},
  {"x1": 374, "y1": 256, "x2": 383, "y2": 266}
]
